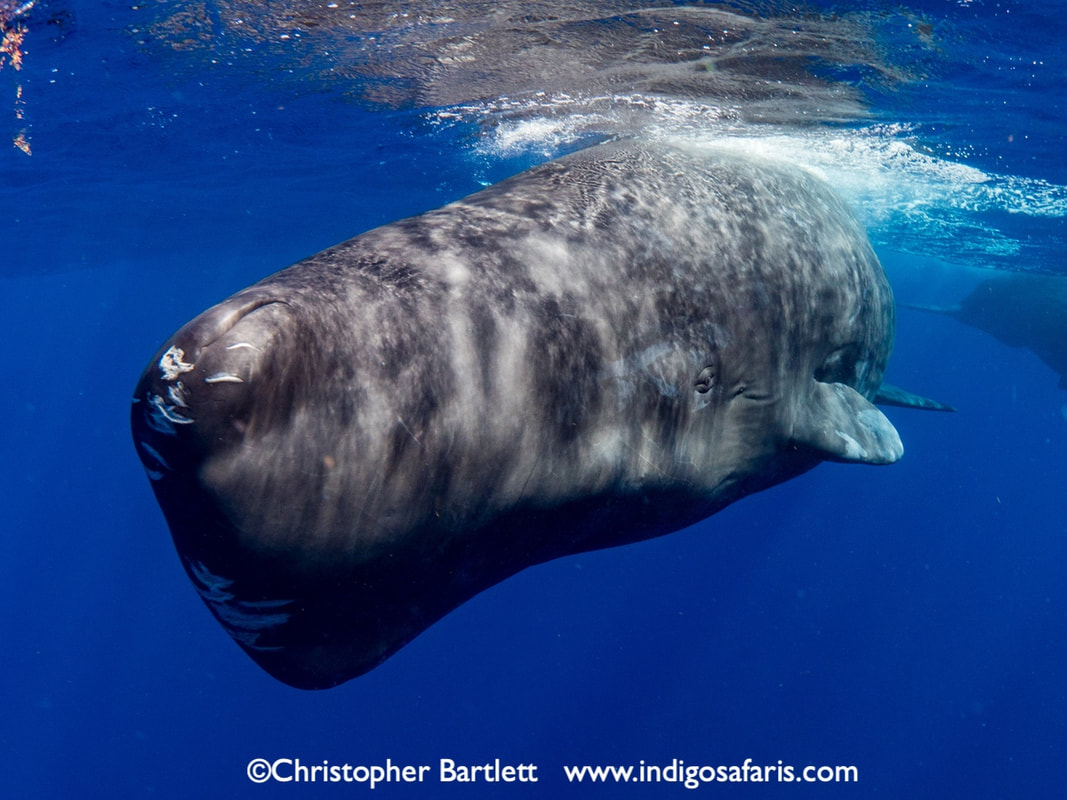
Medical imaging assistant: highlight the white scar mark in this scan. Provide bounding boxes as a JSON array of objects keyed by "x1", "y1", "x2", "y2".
[
  {"x1": 185, "y1": 559, "x2": 292, "y2": 652},
  {"x1": 159, "y1": 346, "x2": 195, "y2": 381},
  {"x1": 225, "y1": 341, "x2": 258, "y2": 351},
  {"x1": 167, "y1": 382, "x2": 189, "y2": 408},
  {"x1": 604, "y1": 341, "x2": 679, "y2": 407},
  {"x1": 146, "y1": 392, "x2": 194, "y2": 436},
  {"x1": 621, "y1": 436, "x2": 668, "y2": 477},
  {"x1": 834, "y1": 429, "x2": 868, "y2": 461},
  {"x1": 137, "y1": 440, "x2": 173, "y2": 479},
  {"x1": 205, "y1": 372, "x2": 244, "y2": 384},
  {"x1": 396, "y1": 417, "x2": 426, "y2": 449},
  {"x1": 517, "y1": 449, "x2": 542, "y2": 499}
]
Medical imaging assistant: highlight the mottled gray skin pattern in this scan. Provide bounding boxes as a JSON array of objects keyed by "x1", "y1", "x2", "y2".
[{"x1": 132, "y1": 142, "x2": 902, "y2": 689}]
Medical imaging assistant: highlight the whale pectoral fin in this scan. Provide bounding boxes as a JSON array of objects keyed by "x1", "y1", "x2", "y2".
[
  {"x1": 875, "y1": 383, "x2": 956, "y2": 412},
  {"x1": 791, "y1": 382, "x2": 904, "y2": 465}
]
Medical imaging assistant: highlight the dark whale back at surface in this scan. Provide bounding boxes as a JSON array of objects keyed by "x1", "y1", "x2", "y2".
[{"x1": 132, "y1": 142, "x2": 909, "y2": 688}]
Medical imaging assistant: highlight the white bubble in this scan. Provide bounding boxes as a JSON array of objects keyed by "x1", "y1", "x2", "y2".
[{"x1": 437, "y1": 94, "x2": 1067, "y2": 272}]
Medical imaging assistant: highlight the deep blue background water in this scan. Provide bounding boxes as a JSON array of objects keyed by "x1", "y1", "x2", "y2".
[{"x1": 3, "y1": 1, "x2": 1065, "y2": 797}]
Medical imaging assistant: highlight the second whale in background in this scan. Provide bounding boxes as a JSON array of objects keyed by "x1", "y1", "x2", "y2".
[{"x1": 906, "y1": 272, "x2": 1067, "y2": 390}]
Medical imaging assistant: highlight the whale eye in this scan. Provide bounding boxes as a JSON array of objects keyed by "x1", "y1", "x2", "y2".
[{"x1": 694, "y1": 365, "x2": 716, "y2": 393}]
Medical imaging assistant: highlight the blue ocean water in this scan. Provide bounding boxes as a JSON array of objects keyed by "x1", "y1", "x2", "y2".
[{"x1": 2, "y1": 1, "x2": 1065, "y2": 797}]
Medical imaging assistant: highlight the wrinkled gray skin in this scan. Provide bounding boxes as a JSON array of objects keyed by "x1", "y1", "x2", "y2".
[{"x1": 132, "y1": 142, "x2": 902, "y2": 689}]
